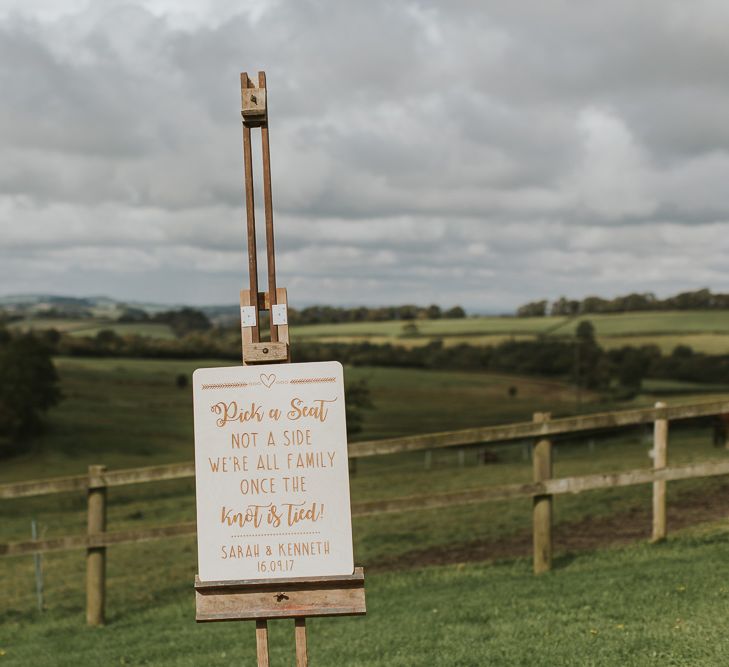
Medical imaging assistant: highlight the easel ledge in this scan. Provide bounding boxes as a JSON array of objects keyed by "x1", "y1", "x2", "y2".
[{"x1": 195, "y1": 568, "x2": 366, "y2": 622}]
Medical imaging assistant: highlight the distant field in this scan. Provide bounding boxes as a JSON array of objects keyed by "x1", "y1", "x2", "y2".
[
  {"x1": 293, "y1": 310, "x2": 729, "y2": 339},
  {"x1": 7, "y1": 318, "x2": 94, "y2": 333},
  {"x1": 9, "y1": 318, "x2": 175, "y2": 340},
  {"x1": 600, "y1": 334, "x2": 729, "y2": 354},
  {"x1": 293, "y1": 316, "x2": 565, "y2": 338},
  {"x1": 66, "y1": 322, "x2": 175, "y2": 339},
  {"x1": 291, "y1": 310, "x2": 729, "y2": 355},
  {"x1": 7, "y1": 310, "x2": 729, "y2": 354}
]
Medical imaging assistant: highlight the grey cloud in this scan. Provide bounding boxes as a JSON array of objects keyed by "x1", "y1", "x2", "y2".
[{"x1": 1, "y1": 0, "x2": 729, "y2": 309}]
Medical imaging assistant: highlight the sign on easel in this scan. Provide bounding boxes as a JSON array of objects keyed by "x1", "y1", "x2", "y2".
[
  {"x1": 193, "y1": 361, "x2": 354, "y2": 582},
  {"x1": 193, "y1": 71, "x2": 365, "y2": 666}
]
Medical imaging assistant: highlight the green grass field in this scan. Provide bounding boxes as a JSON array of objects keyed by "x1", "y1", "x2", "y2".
[
  {"x1": 0, "y1": 356, "x2": 617, "y2": 482},
  {"x1": 9, "y1": 318, "x2": 175, "y2": 340},
  {"x1": 292, "y1": 310, "x2": 729, "y2": 355},
  {"x1": 2, "y1": 519, "x2": 729, "y2": 665},
  {"x1": 2, "y1": 357, "x2": 729, "y2": 665},
  {"x1": 293, "y1": 310, "x2": 729, "y2": 337},
  {"x1": 1, "y1": 355, "x2": 724, "y2": 483},
  {"x1": 10, "y1": 309, "x2": 729, "y2": 354}
]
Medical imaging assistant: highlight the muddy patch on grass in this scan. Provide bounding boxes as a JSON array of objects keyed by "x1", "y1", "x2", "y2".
[{"x1": 370, "y1": 480, "x2": 729, "y2": 571}]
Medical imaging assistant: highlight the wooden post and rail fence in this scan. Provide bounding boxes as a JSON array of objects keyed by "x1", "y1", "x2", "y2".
[{"x1": 2, "y1": 399, "x2": 729, "y2": 626}]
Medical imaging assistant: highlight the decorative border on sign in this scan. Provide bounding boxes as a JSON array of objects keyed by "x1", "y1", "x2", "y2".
[
  {"x1": 290, "y1": 377, "x2": 337, "y2": 384},
  {"x1": 200, "y1": 377, "x2": 337, "y2": 390},
  {"x1": 231, "y1": 531, "x2": 322, "y2": 538}
]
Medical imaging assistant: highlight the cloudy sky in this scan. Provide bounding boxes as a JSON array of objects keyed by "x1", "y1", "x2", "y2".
[{"x1": 2, "y1": 1, "x2": 729, "y2": 312}]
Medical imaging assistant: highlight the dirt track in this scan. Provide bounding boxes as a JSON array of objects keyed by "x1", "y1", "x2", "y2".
[{"x1": 371, "y1": 480, "x2": 729, "y2": 571}]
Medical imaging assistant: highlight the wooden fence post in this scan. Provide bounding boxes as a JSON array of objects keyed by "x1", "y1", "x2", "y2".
[
  {"x1": 532, "y1": 412, "x2": 552, "y2": 574},
  {"x1": 651, "y1": 402, "x2": 668, "y2": 542},
  {"x1": 86, "y1": 464, "x2": 107, "y2": 626}
]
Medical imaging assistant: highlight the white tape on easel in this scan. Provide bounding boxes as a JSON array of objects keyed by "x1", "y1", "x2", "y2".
[
  {"x1": 240, "y1": 306, "x2": 257, "y2": 327},
  {"x1": 271, "y1": 303, "x2": 288, "y2": 325}
]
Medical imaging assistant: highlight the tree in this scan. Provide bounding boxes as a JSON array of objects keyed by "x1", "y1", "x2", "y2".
[
  {"x1": 574, "y1": 320, "x2": 608, "y2": 389},
  {"x1": 672, "y1": 345, "x2": 693, "y2": 359},
  {"x1": 118, "y1": 306, "x2": 150, "y2": 322},
  {"x1": 397, "y1": 305, "x2": 419, "y2": 321},
  {"x1": 155, "y1": 308, "x2": 211, "y2": 337},
  {"x1": 551, "y1": 297, "x2": 580, "y2": 316},
  {"x1": 95, "y1": 329, "x2": 121, "y2": 347},
  {"x1": 517, "y1": 300, "x2": 547, "y2": 317},
  {"x1": 575, "y1": 320, "x2": 596, "y2": 343},
  {"x1": 444, "y1": 305, "x2": 466, "y2": 319},
  {"x1": 617, "y1": 350, "x2": 650, "y2": 392},
  {"x1": 0, "y1": 334, "x2": 62, "y2": 456}
]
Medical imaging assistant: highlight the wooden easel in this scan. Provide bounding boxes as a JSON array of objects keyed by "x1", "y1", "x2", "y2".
[{"x1": 194, "y1": 71, "x2": 365, "y2": 667}]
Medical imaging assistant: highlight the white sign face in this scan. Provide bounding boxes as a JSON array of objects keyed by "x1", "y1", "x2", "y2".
[{"x1": 193, "y1": 361, "x2": 354, "y2": 582}]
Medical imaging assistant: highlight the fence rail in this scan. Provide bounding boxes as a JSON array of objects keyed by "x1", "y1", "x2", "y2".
[
  {"x1": 0, "y1": 462, "x2": 196, "y2": 500},
  {"x1": 2, "y1": 398, "x2": 729, "y2": 625},
  {"x1": 2, "y1": 399, "x2": 728, "y2": 501},
  {"x1": 347, "y1": 399, "x2": 729, "y2": 458},
  {"x1": 4, "y1": 458, "x2": 729, "y2": 558}
]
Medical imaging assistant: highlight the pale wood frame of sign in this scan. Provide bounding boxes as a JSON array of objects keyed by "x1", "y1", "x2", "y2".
[{"x1": 193, "y1": 71, "x2": 366, "y2": 667}]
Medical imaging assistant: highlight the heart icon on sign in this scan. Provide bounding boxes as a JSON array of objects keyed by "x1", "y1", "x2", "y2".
[{"x1": 260, "y1": 373, "x2": 276, "y2": 388}]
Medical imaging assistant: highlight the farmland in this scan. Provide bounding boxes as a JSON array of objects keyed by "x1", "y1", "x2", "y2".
[
  {"x1": 2, "y1": 323, "x2": 729, "y2": 664},
  {"x1": 10, "y1": 309, "x2": 729, "y2": 354},
  {"x1": 291, "y1": 311, "x2": 729, "y2": 355},
  {"x1": 8, "y1": 318, "x2": 175, "y2": 340},
  {"x1": 2, "y1": 357, "x2": 729, "y2": 665}
]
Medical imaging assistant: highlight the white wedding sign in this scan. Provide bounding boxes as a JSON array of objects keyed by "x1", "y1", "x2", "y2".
[{"x1": 193, "y1": 361, "x2": 354, "y2": 582}]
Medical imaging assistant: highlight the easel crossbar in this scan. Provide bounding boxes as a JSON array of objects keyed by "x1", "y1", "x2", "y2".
[{"x1": 195, "y1": 568, "x2": 366, "y2": 622}]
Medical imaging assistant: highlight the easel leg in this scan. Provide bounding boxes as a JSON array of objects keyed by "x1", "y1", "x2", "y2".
[
  {"x1": 295, "y1": 617, "x2": 308, "y2": 667},
  {"x1": 256, "y1": 619, "x2": 270, "y2": 666}
]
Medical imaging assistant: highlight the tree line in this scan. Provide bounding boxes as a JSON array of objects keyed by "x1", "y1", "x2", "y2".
[
  {"x1": 517, "y1": 288, "x2": 729, "y2": 317},
  {"x1": 20, "y1": 320, "x2": 729, "y2": 392},
  {"x1": 117, "y1": 304, "x2": 467, "y2": 328}
]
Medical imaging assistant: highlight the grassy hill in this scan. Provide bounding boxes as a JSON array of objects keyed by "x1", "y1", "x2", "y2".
[
  {"x1": 2, "y1": 357, "x2": 729, "y2": 664},
  {"x1": 0, "y1": 357, "x2": 609, "y2": 482}
]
